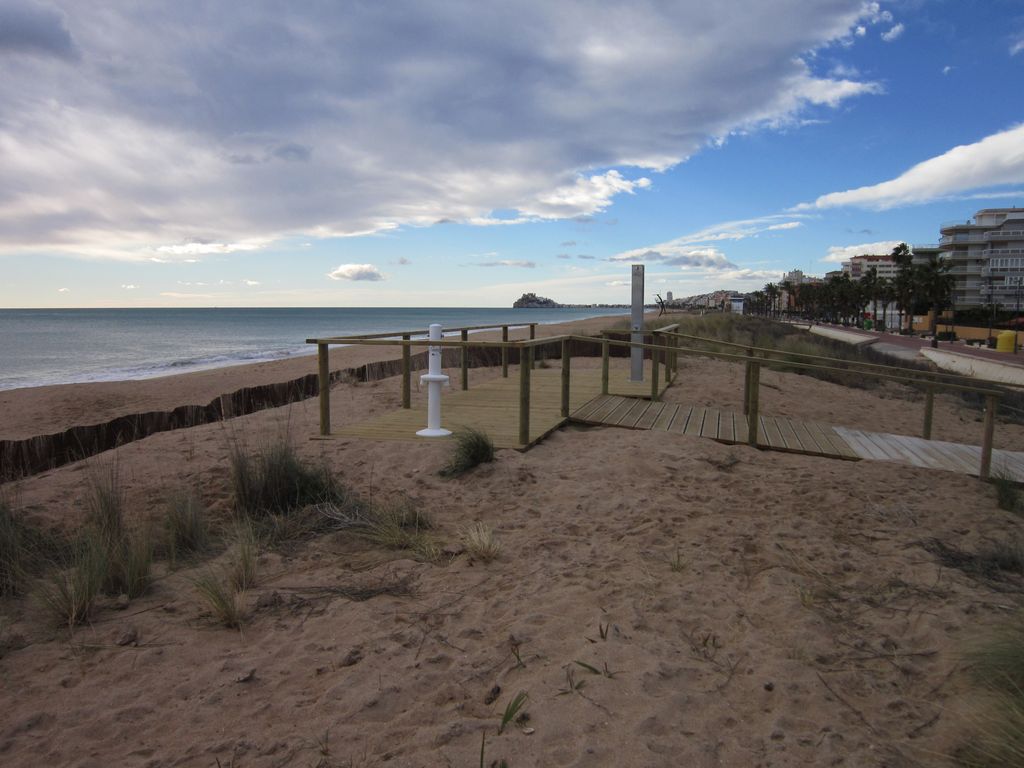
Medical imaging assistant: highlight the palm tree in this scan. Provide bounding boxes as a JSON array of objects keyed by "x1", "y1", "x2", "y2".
[
  {"x1": 917, "y1": 255, "x2": 954, "y2": 348},
  {"x1": 860, "y1": 266, "x2": 879, "y2": 328},
  {"x1": 891, "y1": 243, "x2": 914, "y2": 332},
  {"x1": 876, "y1": 277, "x2": 895, "y2": 331}
]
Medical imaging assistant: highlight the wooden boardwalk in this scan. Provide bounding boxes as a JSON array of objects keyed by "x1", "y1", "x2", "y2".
[
  {"x1": 573, "y1": 395, "x2": 1024, "y2": 481},
  {"x1": 571, "y1": 395, "x2": 858, "y2": 460},
  {"x1": 326, "y1": 366, "x2": 669, "y2": 449}
]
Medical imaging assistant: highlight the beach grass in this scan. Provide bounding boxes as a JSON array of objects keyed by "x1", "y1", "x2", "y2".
[
  {"x1": 440, "y1": 428, "x2": 495, "y2": 476},
  {"x1": 1, "y1": 497, "x2": 66, "y2": 597},
  {"x1": 959, "y1": 616, "x2": 1024, "y2": 766},
  {"x1": 36, "y1": 536, "x2": 108, "y2": 628},
  {"x1": 230, "y1": 436, "x2": 343, "y2": 518},
  {"x1": 461, "y1": 521, "x2": 500, "y2": 563},
  {"x1": 163, "y1": 491, "x2": 211, "y2": 567},
  {"x1": 193, "y1": 569, "x2": 244, "y2": 629}
]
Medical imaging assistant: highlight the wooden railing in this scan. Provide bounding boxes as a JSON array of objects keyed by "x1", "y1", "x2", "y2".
[{"x1": 307, "y1": 325, "x2": 1014, "y2": 480}]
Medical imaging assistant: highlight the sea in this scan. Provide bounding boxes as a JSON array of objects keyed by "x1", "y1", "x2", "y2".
[{"x1": 0, "y1": 307, "x2": 623, "y2": 391}]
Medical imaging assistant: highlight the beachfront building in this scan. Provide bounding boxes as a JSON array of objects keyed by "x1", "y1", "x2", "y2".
[
  {"x1": 841, "y1": 254, "x2": 900, "y2": 281},
  {"x1": 939, "y1": 208, "x2": 1024, "y2": 308}
]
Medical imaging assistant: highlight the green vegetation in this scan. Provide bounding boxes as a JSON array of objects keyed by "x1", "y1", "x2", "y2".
[
  {"x1": 83, "y1": 467, "x2": 153, "y2": 599},
  {"x1": 1, "y1": 498, "x2": 64, "y2": 597},
  {"x1": 163, "y1": 491, "x2": 211, "y2": 567},
  {"x1": 958, "y1": 617, "x2": 1024, "y2": 766},
  {"x1": 498, "y1": 691, "x2": 529, "y2": 734},
  {"x1": 36, "y1": 537, "x2": 108, "y2": 628},
  {"x1": 230, "y1": 437, "x2": 343, "y2": 518},
  {"x1": 440, "y1": 428, "x2": 496, "y2": 476},
  {"x1": 193, "y1": 569, "x2": 244, "y2": 629}
]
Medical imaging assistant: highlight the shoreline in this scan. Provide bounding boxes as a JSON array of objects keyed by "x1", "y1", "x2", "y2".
[{"x1": 0, "y1": 312, "x2": 630, "y2": 443}]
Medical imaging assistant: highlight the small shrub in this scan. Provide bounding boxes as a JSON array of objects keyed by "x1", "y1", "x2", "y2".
[
  {"x1": 117, "y1": 530, "x2": 154, "y2": 599},
  {"x1": 461, "y1": 522, "x2": 500, "y2": 563},
  {"x1": 230, "y1": 438, "x2": 341, "y2": 518},
  {"x1": 36, "y1": 537, "x2": 107, "y2": 628},
  {"x1": 441, "y1": 428, "x2": 495, "y2": 476},
  {"x1": 959, "y1": 617, "x2": 1024, "y2": 766},
  {"x1": 194, "y1": 570, "x2": 244, "y2": 629},
  {"x1": 84, "y1": 465, "x2": 126, "y2": 547},
  {"x1": 228, "y1": 522, "x2": 259, "y2": 592},
  {"x1": 358, "y1": 498, "x2": 439, "y2": 560},
  {"x1": 0, "y1": 499, "x2": 63, "y2": 597},
  {"x1": 164, "y1": 492, "x2": 210, "y2": 567}
]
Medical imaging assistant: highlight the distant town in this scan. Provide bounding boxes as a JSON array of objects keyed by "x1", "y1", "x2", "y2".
[{"x1": 518, "y1": 207, "x2": 1024, "y2": 345}]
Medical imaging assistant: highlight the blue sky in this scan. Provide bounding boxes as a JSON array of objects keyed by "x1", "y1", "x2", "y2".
[{"x1": 1, "y1": 0, "x2": 1023, "y2": 308}]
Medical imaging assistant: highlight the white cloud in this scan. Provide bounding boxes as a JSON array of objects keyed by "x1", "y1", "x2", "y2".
[
  {"x1": 0, "y1": 2, "x2": 884, "y2": 260},
  {"x1": 611, "y1": 214, "x2": 807, "y2": 265},
  {"x1": 1011, "y1": 38, "x2": 1024, "y2": 56},
  {"x1": 326, "y1": 264, "x2": 385, "y2": 281},
  {"x1": 822, "y1": 240, "x2": 902, "y2": 263},
  {"x1": 716, "y1": 268, "x2": 783, "y2": 281},
  {"x1": 880, "y1": 23, "x2": 904, "y2": 42},
  {"x1": 57, "y1": 287, "x2": 69, "y2": 292},
  {"x1": 243, "y1": 279, "x2": 260, "y2": 286},
  {"x1": 942, "y1": 65, "x2": 953, "y2": 75},
  {"x1": 121, "y1": 283, "x2": 138, "y2": 289},
  {"x1": 796, "y1": 124, "x2": 1024, "y2": 210},
  {"x1": 473, "y1": 260, "x2": 536, "y2": 268},
  {"x1": 155, "y1": 241, "x2": 263, "y2": 257}
]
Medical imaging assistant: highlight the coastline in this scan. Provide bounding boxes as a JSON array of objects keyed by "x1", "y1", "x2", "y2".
[{"x1": 0, "y1": 312, "x2": 629, "y2": 442}]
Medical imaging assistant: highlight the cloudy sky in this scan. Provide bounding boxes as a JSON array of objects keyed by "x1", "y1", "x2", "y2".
[{"x1": 2, "y1": 0, "x2": 1023, "y2": 307}]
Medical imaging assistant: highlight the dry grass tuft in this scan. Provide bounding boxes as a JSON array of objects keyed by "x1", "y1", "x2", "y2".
[
  {"x1": 164, "y1": 491, "x2": 210, "y2": 567},
  {"x1": 230, "y1": 436, "x2": 343, "y2": 519},
  {"x1": 228, "y1": 522, "x2": 259, "y2": 592},
  {"x1": 959, "y1": 616, "x2": 1024, "y2": 766},
  {"x1": 36, "y1": 537, "x2": 108, "y2": 628},
  {"x1": 1, "y1": 497, "x2": 65, "y2": 597},
  {"x1": 193, "y1": 570, "x2": 244, "y2": 629},
  {"x1": 440, "y1": 428, "x2": 495, "y2": 476},
  {"x1": 461, "y1": 522, "x2": 500, "y2": 563}
]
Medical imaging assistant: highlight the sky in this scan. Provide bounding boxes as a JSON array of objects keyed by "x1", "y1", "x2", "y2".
[{"x1": 1, "y1": 0, "x2": 1023, "y2": 308}]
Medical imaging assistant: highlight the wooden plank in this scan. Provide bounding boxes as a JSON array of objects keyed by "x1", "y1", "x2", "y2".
[
  {"x1": 884, "y1": 434, "x2": 937, "y2": 469},
  {"x1": 718, "y1": 411, "x2": 736, "y2": 443},
  {"x1": 859, "y1": 431, "x2": 907, "y2": 462},
  {"x1": 801, "y1": 420, "x2": 842, "y2": 457},
  {"x1": 588, "y1": 395, "x2": 626, "y2": 423},
  {"x1": 572, "y1": 394, "x2": 612, "y2": 421},
  {"x1": 733, "y1": 412, "x2": 749, "y2": 444},
  {"x1": 672, "y1": 405, "x2": 694, "y2": 434},
  {"x1": 700, "y1": 408, "x2": 720, "y2": 439},
  {"x1": 603, "y1": 397, "x2": 636, "y2": 425},
  {"x1": 636, "y1": 401, "x2": 667, "y2": 430},
  {"x1": 788, "y1": 418, "x2": 825, "y2": 454},
  {"x1": 684, "y1": 407, "x2": 706, "y2": 436},
  {"x1": 816, "y1": 424, "x2": 860, "y2": 459},
  {"x1": 835, "y1": 428, "x2": 887, "y2": 460},
  {"x1": 774, "y1": 417, "x2": 804, "y2": 452},
  {"x1": 616, "y1": 398, "x2": 650, "y2": 427},
  {"x1": 652, "y1": 404, "x2": 680, "y2": 431},
  {"x1": 760, "y1": 415, "x2": 784, "y2": 449}
]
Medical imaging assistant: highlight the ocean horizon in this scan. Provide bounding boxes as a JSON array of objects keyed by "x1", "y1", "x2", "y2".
[{"x1": 0, "y1": 307, "x2": 623, "y2": 392}]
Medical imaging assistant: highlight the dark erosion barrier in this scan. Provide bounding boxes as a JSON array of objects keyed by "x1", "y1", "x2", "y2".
[{"x1": 0, "y1": 346, "x2": 530, "y2": 482}]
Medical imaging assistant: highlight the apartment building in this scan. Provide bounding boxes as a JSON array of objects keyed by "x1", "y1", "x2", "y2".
[
  {"x1": 939, "y1": 208, "x2": 1024, "y2": 308},
  {"x1": 841, "y1": 254, "x2": 900, "y2": 281}
]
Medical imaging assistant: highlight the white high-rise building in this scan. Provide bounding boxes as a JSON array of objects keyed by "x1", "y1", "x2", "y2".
[{"x1": 940, "y1": 208, "x2": 1024, "y2": 307}]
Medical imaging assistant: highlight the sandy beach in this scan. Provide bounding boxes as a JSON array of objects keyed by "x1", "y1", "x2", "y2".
[{"x1": 1, "y1": 314, "x2": 1022, "y2": 767}]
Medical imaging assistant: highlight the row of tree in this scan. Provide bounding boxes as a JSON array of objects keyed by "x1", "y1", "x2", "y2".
[{"x1": 746, "y1": 244, "x2": 954, "y2": 346}]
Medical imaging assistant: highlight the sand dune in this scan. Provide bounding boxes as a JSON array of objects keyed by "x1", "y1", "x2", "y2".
[{"x1": 1, "y1": 316, "x2": 1022, "y2": 767}]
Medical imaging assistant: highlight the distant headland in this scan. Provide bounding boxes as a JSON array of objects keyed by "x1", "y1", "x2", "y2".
[{"x1": 512, "y1": 292, "x2": 629, "y2": 309}]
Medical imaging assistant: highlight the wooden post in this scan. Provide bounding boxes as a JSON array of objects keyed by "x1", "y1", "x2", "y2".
[
  {"x1": 519, "y1": 346, "x2": 532, "y2": 445},
  {"x1": 501, "y1": 326, "x2": 509, "y2": 378},
  {"x1": 743, "y1": 347, "x2": 753, "y2": 416},
  {"x1": 530, "y1": 324, "x2": 536, "y2": 368},
  {"x1": 460, "y1": 329, "x2": 469, "y2": 390},
  {"x1": 601, "y1": 338, "x2": 610, "y2": 395},
  {"x1": 662, "y1": 335, "x2": 670, "y2": 385},
  {"x1": 317, "y1": 343, "x2": 331, "y2": 436},
  {"x1": 747, "y1": 361, "x2": 761, "y2": 447},
  {"x1": 923, "y1": 385, "x2": 934, "y2": 440},
  {"x1": 979, "y1": 394, "x2": 998, "y2": 481},
  {"x1": 650, "y1": 335, "x2": 660, "y2": 401},
  {"x1": 560, "y1": 339, "x2": 571, "y2": 417},
  {"x1": 401, "y1": 334, "x2": 411, "y2": 409}
]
